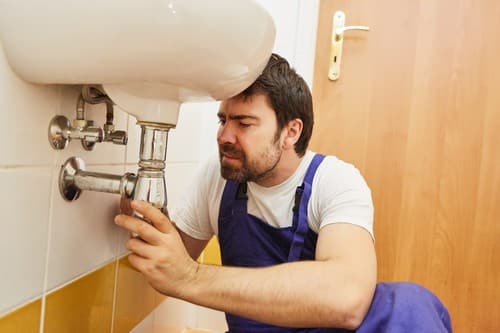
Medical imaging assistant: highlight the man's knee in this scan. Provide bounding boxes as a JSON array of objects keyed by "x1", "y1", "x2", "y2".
[{"x1": 356, "y1": 282, "x2": 452, "y2": 332}]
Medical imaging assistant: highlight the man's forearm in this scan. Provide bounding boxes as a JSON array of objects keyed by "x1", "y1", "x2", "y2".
[
  {"x1": 179, "y1": 260, "x2": 374, "y2": 329},
  {"x1": 114, "y1": 201, "x2": 376, "y2": 329}
]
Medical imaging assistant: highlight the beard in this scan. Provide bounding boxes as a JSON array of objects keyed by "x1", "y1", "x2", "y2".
[{"x1": 218, "y1": 140, "x2": 282, "y2": 183}]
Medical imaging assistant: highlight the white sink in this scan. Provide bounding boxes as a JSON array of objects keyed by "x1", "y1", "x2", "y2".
[{"x1": 0, "y1": 0, "x2": 275, "y2": 125}]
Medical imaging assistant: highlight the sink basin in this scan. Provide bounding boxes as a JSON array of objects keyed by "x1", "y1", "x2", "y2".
[{"x1": 0, "y1": 0, "x2": 275, "y2": 124}]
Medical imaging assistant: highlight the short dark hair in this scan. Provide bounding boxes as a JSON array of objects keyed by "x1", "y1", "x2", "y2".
[{"x1": 236, "y1": 53, "x2": 313, "y2": 157}]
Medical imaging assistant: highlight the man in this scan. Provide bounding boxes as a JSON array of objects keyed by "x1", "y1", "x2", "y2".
[{"x1": 115, "y1": 54, "x2": 451, "y2": 332}]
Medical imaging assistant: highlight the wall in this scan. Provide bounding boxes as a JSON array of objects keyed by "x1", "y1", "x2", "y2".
[
  {"x1": 0, "y1": 0, "x2": 319, "y2": 332},
  {"x1": 0, "y1": 42, "x2": 216, "y2": 333}
]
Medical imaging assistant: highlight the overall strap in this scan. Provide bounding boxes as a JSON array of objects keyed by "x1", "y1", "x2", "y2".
[{"x1": 287, "y1": 154, "x2": 325, "y2": 262}]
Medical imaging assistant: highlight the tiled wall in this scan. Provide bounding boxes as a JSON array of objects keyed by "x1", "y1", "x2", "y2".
[
  {"x1": 0, "y1": 0, "x2": 319, "y2": 332},
  {"x1": 0, "y1": 43, "x2": 217, "y2": 333}
]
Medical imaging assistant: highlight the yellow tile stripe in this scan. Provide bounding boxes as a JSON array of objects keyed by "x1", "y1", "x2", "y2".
[
  {"x1": 0, "y1": 257, "x2": 162, "y2": 333},
  {"x1": 0, "y1": 239, "x2": 222, "y2": 333},
  {"x1": 0, "y1": 299, "x2": 41, "y2": 333},
  {"x1": 202, "y1": 237, "x2": 221, "y2": 266}
]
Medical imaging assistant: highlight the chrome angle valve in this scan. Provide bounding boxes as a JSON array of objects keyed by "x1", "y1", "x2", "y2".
[{"x1": 49, "y1": 85, "x2": 128, "y2": 151}]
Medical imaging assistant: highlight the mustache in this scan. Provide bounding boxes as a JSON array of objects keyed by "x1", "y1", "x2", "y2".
[{"x1": 219, "y1": 144, "x2": 244, "y2": 158}]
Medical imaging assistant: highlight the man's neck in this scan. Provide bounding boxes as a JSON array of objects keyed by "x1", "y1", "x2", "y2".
[{"x1": 254, "y1": 151, "x2": 305, "y2": 187}]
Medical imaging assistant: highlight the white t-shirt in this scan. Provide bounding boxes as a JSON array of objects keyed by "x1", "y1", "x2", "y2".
[{"x1": 172, "y1": 150, "x2": 374, "y2": 240}]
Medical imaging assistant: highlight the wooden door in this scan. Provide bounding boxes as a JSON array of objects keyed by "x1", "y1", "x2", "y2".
[{"x1": 311, "y1": 1, "x2": 500, "y2": 332}]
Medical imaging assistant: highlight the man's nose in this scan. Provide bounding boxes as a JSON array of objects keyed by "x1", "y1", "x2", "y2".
[{"x1": 217, "y1": 122, "x2": 237, "y2": 144}]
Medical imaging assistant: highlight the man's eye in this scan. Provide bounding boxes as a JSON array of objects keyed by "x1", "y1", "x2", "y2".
[
  {"x1": 218, "y1": 118, "x2": 226, "y2": 125},
  {"x1": 239, "y1": 122, "x2": 251, "y2": 128}
]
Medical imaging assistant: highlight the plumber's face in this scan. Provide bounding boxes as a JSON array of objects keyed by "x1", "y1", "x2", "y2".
[{"x1": 217, "y1": 94, "x2": 283, "y2": 184}]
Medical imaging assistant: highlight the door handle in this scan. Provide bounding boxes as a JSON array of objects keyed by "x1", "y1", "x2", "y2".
[{"x1": 328, "y1": 11, "x2": 370, "y2": 81}]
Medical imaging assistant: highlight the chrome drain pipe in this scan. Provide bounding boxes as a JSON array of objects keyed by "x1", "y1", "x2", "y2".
[{"x1": 59, "y1": 122, "x2": 173, "y2": 215}]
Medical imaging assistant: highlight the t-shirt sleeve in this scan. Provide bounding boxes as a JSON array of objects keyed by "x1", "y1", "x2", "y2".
[
  {"x1": 313, "y1": 158, "x2": 374, "y2": 239},
  {"x1": 169, "y1": 157, "x2": 220, "y2": 240}
]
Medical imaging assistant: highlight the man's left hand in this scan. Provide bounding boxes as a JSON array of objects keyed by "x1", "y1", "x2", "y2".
[{"x1": 114, "y1": 200, "x2": 199, "y2": 297}]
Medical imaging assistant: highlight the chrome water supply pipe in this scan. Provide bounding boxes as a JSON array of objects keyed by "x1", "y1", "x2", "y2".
[{"x1": 59, "y1": 158, "x2": 136, "y2": 200}]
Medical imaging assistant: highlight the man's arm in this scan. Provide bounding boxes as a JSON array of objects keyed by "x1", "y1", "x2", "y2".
[
  {"x1": 189, "y1": 222, "x2": 376, "y2": 329},
  {"x1": 115, "y1": 200, "x2": 376, "y2": 330}
]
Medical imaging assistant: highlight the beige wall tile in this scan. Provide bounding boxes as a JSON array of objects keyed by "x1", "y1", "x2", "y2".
[
  {"x1": 125, "y1": 115, "x2": 142, "y2": 165},
  {"x1": 164, "y1": 162, "x2": 199, "y2": 210},
  {"x1": 0, "y1": 168, "x2": 51, "y2": 313},
  {"x1": 147, "y1": 298, "x2": 197, "y2": 332},
  {"x1": 194, "y1": 305, "x2": 227, "y2": 333},
  {"x1": 125, "y1": 102, "x2": 219, "y2": 165},
  {"x1": 256, "y1": 0, "x2": 300, "y2": 61},
  {"x1": 46, "y1": 165, "x2": 123, "y2": 290},
  {"x1": 0, "y1": 42, "x2": 59, "y2": 166}
]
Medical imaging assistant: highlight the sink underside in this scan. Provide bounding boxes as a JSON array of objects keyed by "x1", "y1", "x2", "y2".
[{"x1": 0, "y1": 0, "x2": 276, "y2": 123}]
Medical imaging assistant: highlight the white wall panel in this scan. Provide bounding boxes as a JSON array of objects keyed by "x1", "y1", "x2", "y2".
[
  {"x1": 0, "y1": 43, "x2": 59, "y2": 166},
  {"x1": 46, "y1": 165, "x2": 123, "y2": 290},
  {"x1": 0, "y1": 167, "x2": 52, "y2": 313}
]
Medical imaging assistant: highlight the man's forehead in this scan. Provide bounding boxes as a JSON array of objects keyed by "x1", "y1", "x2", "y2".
[{"x1": 219, "y1": 94, "x2": 271, "y2": 115}]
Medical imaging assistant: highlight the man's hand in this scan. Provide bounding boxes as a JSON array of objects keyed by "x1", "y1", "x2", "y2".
[{"x1": 114, "y1": 200, "x2": 199, "y2": 297}]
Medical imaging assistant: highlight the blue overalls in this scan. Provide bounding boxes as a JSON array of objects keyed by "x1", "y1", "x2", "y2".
[{"x1": 218, "y1": 154, "x2": 452, "y2": 333}]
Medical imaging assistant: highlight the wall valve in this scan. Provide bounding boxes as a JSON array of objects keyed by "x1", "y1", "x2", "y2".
[{"x1": 48, "y1": 85, "x2": 128, "y2": 150}]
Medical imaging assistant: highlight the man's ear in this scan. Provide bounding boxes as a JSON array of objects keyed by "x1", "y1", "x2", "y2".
[{"x1": 282, "y1": 119, "x2": 303, "y2": 150}]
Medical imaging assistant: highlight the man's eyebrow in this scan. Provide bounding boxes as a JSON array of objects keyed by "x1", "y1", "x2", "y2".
[
  {"x1": 217, "y1": 112, "x2": 259, "y2": 121},
  {"x1": 229, "y1": 115, "x2": 259, "y2": 121}
]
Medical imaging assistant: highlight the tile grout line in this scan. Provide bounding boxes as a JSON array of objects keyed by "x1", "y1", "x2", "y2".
[
  {"x1": 110, "y1": 161, "x2": 127, "y2": 333},
  {"x1": 110, "y1": 161, "x2": 129, "y2": 333},
  {"x1": 43, "y1": 256, "x2": 120, "y2": 296},
  {"x1": 0, "y1": 164, "x2": 53, "y2": 169},
  {"x1": 109, "y1": 258, "x2": 120, "y2": 333},
  {"x1": 294, "y1": 0, "x2": 319, "y2": 90},
  {"x1": 39, "y1": 158, "x2": 58, "y2": 332},
  {"x1": 38, "y1": 84, "x2": 65, "y2": 332},
  {"x1": 291, "y1": 0, "x2": 301, "y2": 66}
]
